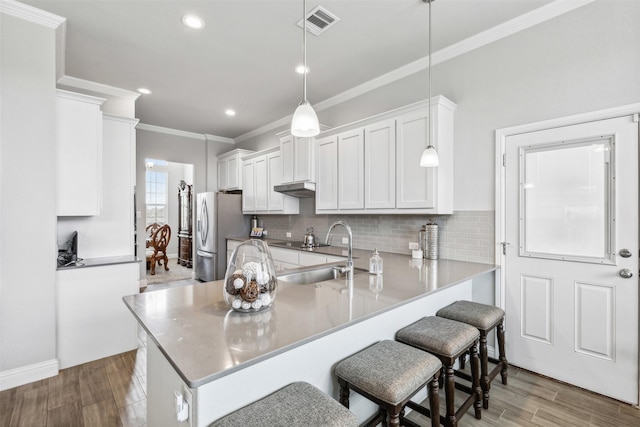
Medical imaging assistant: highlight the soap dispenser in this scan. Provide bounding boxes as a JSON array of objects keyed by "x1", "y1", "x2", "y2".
[{"x1": 369, "y1": 248, "x2": 383, "y2": 275}]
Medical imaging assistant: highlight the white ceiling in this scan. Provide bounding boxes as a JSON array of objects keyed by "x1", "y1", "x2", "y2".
[{"x1": 21, "y1": 0, "x2": 561, "y2": 140}]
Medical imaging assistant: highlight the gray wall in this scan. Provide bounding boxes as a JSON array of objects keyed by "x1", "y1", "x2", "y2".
[
  {"x1": 0, "y1": 13, "x2": 58, "y2": 374},
  {"x1": 236, "y1": 1, "x2": 640, "y2": 212},
  {"x1": 136, "y1": 130, "x2": 230, "y2": 277}
]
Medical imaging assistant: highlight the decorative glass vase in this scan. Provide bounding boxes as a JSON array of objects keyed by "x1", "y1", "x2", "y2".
[{"x1": 224, "y1": 239, "x2": 278, "y2": 312}]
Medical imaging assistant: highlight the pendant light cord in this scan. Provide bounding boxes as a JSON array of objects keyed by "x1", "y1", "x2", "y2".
[
  {"x1": 427, "y1": 0, "x2": 432, "y2": 148},
  {"x1": 302, "y1": 0, "x2": 308, "y2": 103}
]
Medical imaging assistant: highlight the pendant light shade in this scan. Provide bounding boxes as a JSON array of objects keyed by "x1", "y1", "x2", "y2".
[
  {"x1": 291, "y1": 0, "x2": 319, "y2": 137},
  {"x1": 420, "y1": 0, "x2": 438, "y2": 168},
  {"x1": 292, "y1": 100, "x2": 320, "y2": 137},
  {"x1": 420, "y1": 145, "x2": 439, "y2": 167}
]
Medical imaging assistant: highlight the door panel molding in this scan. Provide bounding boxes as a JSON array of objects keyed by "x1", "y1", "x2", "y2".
[
  {"x1": 575, "y1": 281, "x2": 615, "y2": 361},
  {"x1": 521, "y1": 275, "x2": 553, "y2": 344}
]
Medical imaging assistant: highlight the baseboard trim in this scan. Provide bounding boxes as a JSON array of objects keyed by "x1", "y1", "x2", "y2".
[{"x1": 0, "y1": 359, "x2": 59, "y2": 391}]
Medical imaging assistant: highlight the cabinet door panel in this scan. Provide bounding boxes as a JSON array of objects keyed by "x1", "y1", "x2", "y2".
[
  {"x1": 242, "y1": 160, "x2": 255, "y2": 212},
  {"x1": 227, "y1": 156, "x2": 240, "y2": 189},
  {"x1": 280, "y1": 136, "x2": 294, "y2": 183},
  {"x1": 316, "y1": 136, "x2": 338, "y2": 210},
  {"x1": 338, "y1": 130, "x2": 364, "y2": 210},
  {"x1": 254, "y1": 157, "x2": 268, "y2": 211},
  {"x1": 267, "y1": 152, "x2": 284, "y2": 211},
  {"x1": 365, "y1": 120, "x2": 396, "y2": 209},
  {"x1": 217, "y1": 159, "x2": 228, "y2": 190},
  {"x1": 294, "y1": 136, "x2": 314, "y2": 182},
  {"x1": 396, "y1": 109, "x2": 435, "y2": 209}
]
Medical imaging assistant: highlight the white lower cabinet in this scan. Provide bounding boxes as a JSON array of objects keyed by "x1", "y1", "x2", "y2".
[
  {"x1": 242, "y1": 148, "x2": 299, "y2": 214},
  {"x1": 56, "y1": 262, "x2": 139, "y2": 369}
]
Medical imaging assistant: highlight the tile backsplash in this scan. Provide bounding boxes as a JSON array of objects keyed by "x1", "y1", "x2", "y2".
[{"x1": 257, "y1": 199, "x2": 495, "y2": 264}]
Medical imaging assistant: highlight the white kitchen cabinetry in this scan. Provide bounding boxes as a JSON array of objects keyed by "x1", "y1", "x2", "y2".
[
  {"x1": 280, "y1": 135, "x2": 315, "y2": 183},
  {"x1": 315, "y1": 135, "x2": 339, "y2": 210},
  {"x1": 57, "y1": 90, "x2": 105, "y2": 216},
  {"x1": 269, "y1": 247, "x2": 300, "y2": 271},
  {"x1": 242, "y1": 148, "x2": 299, "y2": 215},
  {"x1": 298, "y1": 252, "x2": 346, "y2": 266},
  {"x1": 56, "y1": 262, "x2": 139, "y2": 369},
  {"x1": 217, "y1": 149, "x2": 254, "y2": 191},
  {"x1": 338, "y1": 129, "x2": 365, "y2": 210},
  {"x1": 365, "y1": 119, "x2": 396, "y2": 209},
  {"x1": 315, "y1": 96, "x2": 455, "y2": 214}
]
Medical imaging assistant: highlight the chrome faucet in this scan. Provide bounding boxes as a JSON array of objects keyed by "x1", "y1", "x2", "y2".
[{"x1": 325, "y1": 221, "x2": 353, "y2": 276}]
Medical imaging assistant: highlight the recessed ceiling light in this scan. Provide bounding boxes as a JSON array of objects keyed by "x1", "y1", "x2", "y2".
[
  {"x1": 225, "y1": 109, "x2": 236, "y2": 117},
  {"x1": 295, "y1": 65, "x2": 310, "y2": 74},
  {"x1": 137, "y1": 87, "x2": 152, "y2": 95},
  {"x1": 182, "y1": 14, "x2": 204, "y2": 29}
]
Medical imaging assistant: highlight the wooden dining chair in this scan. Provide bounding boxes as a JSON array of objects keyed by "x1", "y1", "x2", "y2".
[{"x1": 146, "y1": 224, "x2": 171, "y2": 275}]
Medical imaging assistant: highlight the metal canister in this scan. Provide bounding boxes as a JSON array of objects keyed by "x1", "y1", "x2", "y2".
[
  {"x1": 425, "y1": 223, "x2": 439, "y2": 260},
  {"x1": 419, "y1": 225, "x2": 427, "y2": 257}
]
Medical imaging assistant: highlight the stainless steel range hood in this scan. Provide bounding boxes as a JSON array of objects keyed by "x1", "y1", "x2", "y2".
[{"x1": 273, "y1": 182, "x2": 316, "y2": 198}]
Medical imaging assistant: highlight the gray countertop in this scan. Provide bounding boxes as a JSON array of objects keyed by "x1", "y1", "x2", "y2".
[
  {"x1": 123, "y1": 247, "x2": 496, "y2": 388},
  {"x1": 57, "y1": 255, "x2": 140, "y2": 270}
]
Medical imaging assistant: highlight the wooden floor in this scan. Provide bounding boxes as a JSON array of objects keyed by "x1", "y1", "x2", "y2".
[
  {"x1": 0, "y1": 330, "x2": 147, "y2": 427},
  {"x1": 2, "y1": 333, "x2": 640, "y2": 426}
]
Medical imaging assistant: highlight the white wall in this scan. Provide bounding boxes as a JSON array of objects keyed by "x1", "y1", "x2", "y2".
[
  {"x1": 0, "y1": 11, "x2": 59, "y2": 381},
  {"x1": 236, "y1": 1, "x2": 640, "y2": 211}
]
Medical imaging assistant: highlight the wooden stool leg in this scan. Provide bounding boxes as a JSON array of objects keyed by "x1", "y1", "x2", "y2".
[
  {"x1": 479, "y1": 331, "x2": 490, "y2": 409},
  {"x1": 470, "y1": 343, "x2": 482, "y2": 419},
  {"x1": 444, "y1": 365, "x2": 456, "y2": 427},
  {"x1": 338, "y1": 380, "x2": 350, "y2": 408},
  {"x1": 497, "y1": 321, "x2": 508, "y2": 385},
  {"x1": 428, "y1": 375, "x2": 440, "y2": 427},
  {"x1": 387, "y1": 412, "x2": 400, "y2": 427}
]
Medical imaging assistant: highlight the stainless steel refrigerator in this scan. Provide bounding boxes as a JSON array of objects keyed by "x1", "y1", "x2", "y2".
[{"x1": 195, "y1": 192, "x2": 248, "y2": 281}]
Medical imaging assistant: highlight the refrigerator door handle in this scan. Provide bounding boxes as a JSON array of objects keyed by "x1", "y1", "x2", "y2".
[
  {"x1": 200, "y1": 199, "x2": 209, "y2": 247},
  {"x1": 197, "y1": 250, "x2": 214, "y2": 258}
]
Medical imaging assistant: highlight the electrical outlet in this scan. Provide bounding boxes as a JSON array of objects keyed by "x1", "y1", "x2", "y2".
[
  {"x1": 286, "y1": 232, "x2": 292, "y2": 238},
  {"x1": 341, "y1": 237, "x2": 349, "y2": 244},
  {"x1": 409, "y1": 242, "x2": 419, "y2": 250},
  {"x1": 182, "y1": 385, "x2": 192, "y2": 423}
]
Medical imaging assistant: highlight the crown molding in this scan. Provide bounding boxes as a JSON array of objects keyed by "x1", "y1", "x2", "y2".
[
  {"x1": 57, "y1": 75, "x2": 141, "y2": 100},
  {"x1": 235, "y1": 0, "x2": 595, "y2": 142},
  {"x1": 0, "y1": 0, "x2": 65, "y2": 28},
  {"x1": 137, "y1": 123, "x2": 234, "y2": 144}
]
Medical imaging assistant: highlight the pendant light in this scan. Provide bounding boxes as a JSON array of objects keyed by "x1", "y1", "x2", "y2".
[
  {"x1": 420, "y1": 0, "x2": 439, "y2": 167},
  {"x1": 291, "y1": 0, "x2": 320, "y2": 137}
]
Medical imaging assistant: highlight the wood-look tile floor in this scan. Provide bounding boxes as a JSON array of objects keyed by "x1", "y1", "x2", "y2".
[
  {"x1": 2, "y1": 333, "x2": 640, "y2": 426},
  {"x1": 1, "y1": 330, "x2": 147, "y2": 427}
]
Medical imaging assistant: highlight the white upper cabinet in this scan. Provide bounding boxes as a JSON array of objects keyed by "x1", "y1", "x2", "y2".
[
  {"x1": 217, "y1": 149, "x2": 254, "y2": 191},
  {"x1": 338, "y1": 129, "x2": 364, "y2": 210},
  {"x1": 280, "y1": 135, "x2": 315, "y2": 184},
  {"x1": 267, "y1": 151, "x2": 284, "y2": 211},
  {"x1": 315, "y1": 135, "x2": 338, "y2": 211},
  {"x1": 365, "y1": 119, "x2": 396, "y2": 209},
  {"x1": 57, "y1": 90, "x2": 105, "y2": 216},
  {"x1": 314, "y1": 96, "x2": 455, "y2": 214},
  {"x1": 242, "y1": 147, "x2": 299, "y2": 215}
]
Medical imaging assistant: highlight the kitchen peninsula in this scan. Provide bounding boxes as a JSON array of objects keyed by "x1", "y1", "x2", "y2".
[{"x1": 123, "y1": 246, "x2": 497, "y2": 427}]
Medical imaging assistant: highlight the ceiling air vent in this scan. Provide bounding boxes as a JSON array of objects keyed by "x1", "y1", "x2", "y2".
[{"x1": 296, "y1": 6, "x2": 340, "y2": 36}]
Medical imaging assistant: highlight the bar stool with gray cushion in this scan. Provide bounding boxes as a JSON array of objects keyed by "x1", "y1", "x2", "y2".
[
  {"x1": 436, "y1": 300, "x2": 507, "y2": 409},
  {"x1": 335, "y1": 340, "x2": 442, "y2": 427},
  {"x1": 396, "y1": 316, "x2": 482, "y2": 427},
  {"x1": 209, "y1": 381, "x2": 359, "y2": 427}
]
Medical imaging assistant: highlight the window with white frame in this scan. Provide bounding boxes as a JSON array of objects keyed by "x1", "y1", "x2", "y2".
[{"x1": 145, "y1": 159, "x2": 168, "y2": 227}]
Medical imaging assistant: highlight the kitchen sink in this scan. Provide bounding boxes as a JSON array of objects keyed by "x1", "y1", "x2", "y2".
[{"x1": 277, "y1": 264, "x2": 367, "y2": 285}]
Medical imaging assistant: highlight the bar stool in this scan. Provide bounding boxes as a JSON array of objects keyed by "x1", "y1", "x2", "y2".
[
  {"x1": 209, "y1": 381, "x2": 359, "y2": 426},
  {"x1": 335, "y1": 340, "x2": 442, "y2": 427},
  {"x1": 436, "y1": 300, "x2": 507, "y2": 409},
  {"x1": 396, "y1": 316, "x2": 482, "y2": 427}
]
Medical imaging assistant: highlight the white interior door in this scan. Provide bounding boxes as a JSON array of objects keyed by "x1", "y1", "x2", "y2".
[{"x1": 504, "y1": 115, "x2": 639, "y2": 404}]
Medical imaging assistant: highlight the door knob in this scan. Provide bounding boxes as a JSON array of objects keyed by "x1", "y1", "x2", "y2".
[
  {"x1": 619, "y1": 249, "x2": 632, "y2": 258},
  {"x1": 619, "y1": 269, "x2": 633, "y2": 279}
]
